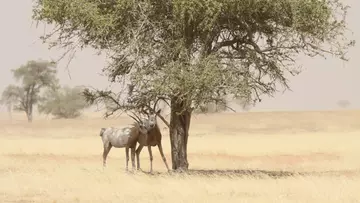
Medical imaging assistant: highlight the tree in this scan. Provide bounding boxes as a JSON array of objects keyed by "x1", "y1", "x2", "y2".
[
  {"x1": 33, "y1": 0, "x2": 354, "y2": 171},
  {"x1": 0, "y1": 85, "x2": 21, "y2": 120},
  {"x1": 38, "y1": 86, "x2": 89, "y2": 119},
  {"x1": 194, "y1": 101, "x2": 228, "y2": 114},
  {"x1": 1, "y1": 60, "x2": 58, "y2": 122}
]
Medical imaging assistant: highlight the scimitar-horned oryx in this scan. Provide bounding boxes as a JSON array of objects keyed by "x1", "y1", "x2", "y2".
[
  {"x1": 135, "y1": 108, "x2": 170, "y2": 173},
  {"x1": 99, "y1": 112, "x2": 157, "y2": 171}
]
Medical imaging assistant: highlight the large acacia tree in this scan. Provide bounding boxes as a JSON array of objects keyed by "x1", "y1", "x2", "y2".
[{"x1": 33, "y1": 0, "x2": 354, "y2": 171}]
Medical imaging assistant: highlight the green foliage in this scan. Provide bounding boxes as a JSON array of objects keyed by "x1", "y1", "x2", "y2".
[
  {"x1": 1, "y1": 60, "x2": 58, "y2": 122},
  {"x1": 12, "y1": 60, "x2": 58, "y2": 90},
  {"x1": 33, "y1": 0, "x2": 354, "y2": 116},
  {"x1": 38, "y1": 86, "x2": 89, "y2": 119}
]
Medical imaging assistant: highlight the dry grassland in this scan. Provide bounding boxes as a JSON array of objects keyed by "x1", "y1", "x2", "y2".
[{"x1": 0, "y1": 110, "x2": 360, "y2": 202}]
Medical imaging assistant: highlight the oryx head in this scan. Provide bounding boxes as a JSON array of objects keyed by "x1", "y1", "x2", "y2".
[
  {"x1": 128, "y1": 97, "x2": 163, "y2": 131},
  {"x1": 127, "y1": 112, "x2": 151, "y2": 133},
  {"x1": 140, "y1": 98, "x2": 163, "y2": 128},
  {"x1": 146, "y1": 109, "x2": 161, "y2": 128}
]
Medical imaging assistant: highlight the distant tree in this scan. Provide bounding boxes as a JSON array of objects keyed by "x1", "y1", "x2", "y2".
[
  {"x1": 38, "y1": 86, "x2": 89, "y2": 119},
  {"x1": 235, "y1": 97, "x2": 254, "y2": 112},
  {"x1": 337, "y1": 100, "x2": 351, "y2": 109},
  {"x1": 194, "y1": 101, "x2": 228, "y2": 114},
  {"x1": 0, "y1": 85, "x2": 21, "y2": 120},
  {"x1": 1, "y1": 60, "x2": 58, "y2": 122},
  {"x1": 33, "y1": 0, "x2": 354, "y2": 171}
]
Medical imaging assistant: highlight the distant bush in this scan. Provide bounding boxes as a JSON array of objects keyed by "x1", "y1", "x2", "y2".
[
  {"x1": 38, "y1": 86, "x2": 89, "y2": 119},
  {"x1": 337, "y1": 100, "x2": 351, "y2": 109}
]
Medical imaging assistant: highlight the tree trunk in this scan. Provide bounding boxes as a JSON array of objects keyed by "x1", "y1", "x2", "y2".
[
  {"x1": 26, "y1": 104, "x2": 33, "y2": 123},
  {"x1": 25, "y1": 84, "x2": 36, "y2": 123},
  {"x1": 169, "y1": 98, "x2": 191, "y2": 171},
  {"x1": 7, "y1": 103, "x2": 12, "y2": 121}
]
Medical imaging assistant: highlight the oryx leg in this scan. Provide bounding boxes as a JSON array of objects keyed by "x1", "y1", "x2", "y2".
[
  {"x1": 102, "y1": 143, "x2": 112, "y2": 168},
  {"x1": 148, "y1": 146, "x2": 153, "y2": 173},
  {"x1": 157, "y1": 143, "x2": 170, "y2": 172},
  {"x1": 131, "y1": 147, "x2": 136, "y2": 171},
  {"x1": 135, "y1": 145, "x2": 144, "y2": 171},
  {"x1": 125, "y1": 147, "x2": 130, "y2": 171}
]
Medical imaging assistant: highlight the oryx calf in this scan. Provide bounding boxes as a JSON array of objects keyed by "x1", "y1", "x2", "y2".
[
  {"x1": 99, "y1": 113, "x2": 155, "y2": 171},
  {"x1": 135, "y1": 109, "x2": 170, "y2": 173}
]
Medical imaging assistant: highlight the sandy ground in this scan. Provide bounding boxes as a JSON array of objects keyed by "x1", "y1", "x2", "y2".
[{"x1": 0, "y1": 110, "x2": 360, "y2": 202}]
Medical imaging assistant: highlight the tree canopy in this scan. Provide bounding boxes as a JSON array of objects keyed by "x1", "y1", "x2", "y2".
[
  {"x1": 1, "y1": 85, "x2": 21, "y2": 107},
  {"x1": 34, "y1": 0, "x2": 354, "y2": 113},
  {"x1": 33, "y1": 0, "x2": 354, "y2": 170}
]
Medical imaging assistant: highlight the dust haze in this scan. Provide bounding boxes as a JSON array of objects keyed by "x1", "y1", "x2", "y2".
[{"x1": 0, "y1": 0, "x2": 359, "y2": 112}]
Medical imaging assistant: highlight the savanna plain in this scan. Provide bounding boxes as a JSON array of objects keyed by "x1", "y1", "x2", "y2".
[{"x1": 1, "y1": 110, "x2": 360, "y2": 203}]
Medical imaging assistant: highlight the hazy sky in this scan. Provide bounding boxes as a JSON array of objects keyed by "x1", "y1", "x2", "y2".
[{"x1": 0, "y1": 0, "x2": 359, "y2": 112}]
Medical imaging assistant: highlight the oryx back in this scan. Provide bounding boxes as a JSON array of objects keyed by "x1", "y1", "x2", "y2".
[{"x1": 101, "y1": 127, "x2": 133, "y2": 148}]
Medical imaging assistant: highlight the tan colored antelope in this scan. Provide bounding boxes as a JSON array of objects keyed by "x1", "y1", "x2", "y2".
[
  {"x1": 135, "y1": 109, "x2": 170, "y2": 173},
  {"x1": 99, "y1": 112, "x2": 157, "y2": 171}
]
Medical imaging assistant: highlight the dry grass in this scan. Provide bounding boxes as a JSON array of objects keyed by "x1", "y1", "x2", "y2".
[{"x1": 1, "y1": 110, "x2": 360, "y2": 202}]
